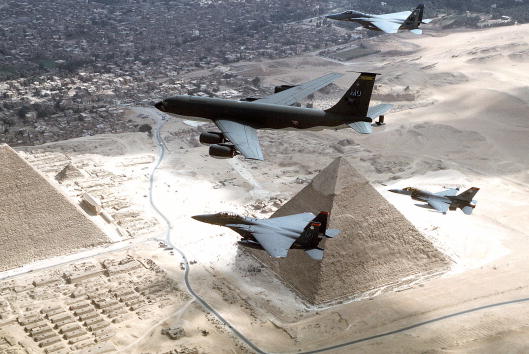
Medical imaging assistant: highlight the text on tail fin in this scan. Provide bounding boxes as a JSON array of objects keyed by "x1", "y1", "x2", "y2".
[{"x1": 325, "y1": 72, "x2": 378, "y2": 117}]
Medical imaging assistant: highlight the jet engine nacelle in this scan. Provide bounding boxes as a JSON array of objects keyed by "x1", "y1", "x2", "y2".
[
  {"x1": 274, "y1": 84, "x2": 297, "y2": 93},
  {"x1": 209, "y1": 144, "x2": 238, "y2": 159},
  {"x1": 199, "y1": 132, "x2": 225, "y2": 145}
]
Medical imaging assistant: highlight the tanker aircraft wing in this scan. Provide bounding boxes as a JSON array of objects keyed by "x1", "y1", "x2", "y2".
[
  {"x1": 214, "y1": 119, "x2": 264, "y2": 160},
  {"x1": 213, "y1": 73, "x2": 343, "y2": 160},
  {"x1": 256, "y1": 72, "x2": 343, "y2": 106}
]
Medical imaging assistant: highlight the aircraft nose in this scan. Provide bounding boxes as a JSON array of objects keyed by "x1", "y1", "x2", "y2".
[
  {"x1": 154, "y1": 100, "x2": 167, "y2": 112},
  {"x1": 191, "y1": 214, "x2": 214, "y2": 223},
  {"x1": 326, "y1": 12, "x2": 349, "y2": 20},
  {"x1": 389, "y1": 189, "x2": 404, "y2": 194}
]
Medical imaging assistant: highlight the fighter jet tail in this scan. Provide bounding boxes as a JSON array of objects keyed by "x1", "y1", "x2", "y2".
[
  {"x1": 405, "y1": 4, "x2": 424, "y2": 27},
  {"x1": 325, "y1": 72, "x2": 378, "y2": 128},
  {"x1": 297, "y1": 212, "x2": 340, "y2": 260},
  {"x1": 312, "y1": 211, "x2": 340, "y2": 238},
  {"x1": 457, "y1": 187, "x2": 480, "y2": 202}
]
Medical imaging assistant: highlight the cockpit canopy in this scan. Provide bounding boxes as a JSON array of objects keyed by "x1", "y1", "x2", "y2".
[{"x1": 218, "y1": 212, "x2": 239, "y2": 218}]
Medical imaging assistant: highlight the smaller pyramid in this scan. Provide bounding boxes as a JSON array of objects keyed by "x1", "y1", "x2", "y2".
[
  {"x1": 251, "y1": 157, "x2": 450, "y2": 304},
  {"x1": 55, "y1": 163, "x2": 84, "y2": 183}
]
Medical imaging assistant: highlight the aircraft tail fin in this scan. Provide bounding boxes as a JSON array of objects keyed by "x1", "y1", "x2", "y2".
[
  {"x1": 405, "y1": 4, "x2": 424, "y2": 26},
  {"x1": 297, "y1": 212, "x2": 339, "y2": 260},
  {"x1": 297, "y1": 221, "x2": 323, "y2": 249},
  {"x1": 457, "y1": 187, "x2": 480, "y2": 202},
  {"x1": 325, "y1": 72, "x2": 378, "y2": 120},
  {"x1": 311, "y1": 211, "x2": 340, "y2": 238}
]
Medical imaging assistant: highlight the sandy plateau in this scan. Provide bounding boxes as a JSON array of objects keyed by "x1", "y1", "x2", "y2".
[{"x1": 2, "y1": 24, "x2": 529, "y2": 354}]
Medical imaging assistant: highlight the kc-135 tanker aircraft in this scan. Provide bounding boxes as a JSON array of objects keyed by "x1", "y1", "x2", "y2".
[
  {"x1": 155, "y1": 72, "x2": 393, "y2": 160},
  {"x1": 390, "y1": 187, "x2": 480, "y2": 215},
  {"x1": 326, "y1": 4, "x2": 432, "y2": 35},
  {"x1": 192, "y1": 211, "x2": 340, "y2": 260}
]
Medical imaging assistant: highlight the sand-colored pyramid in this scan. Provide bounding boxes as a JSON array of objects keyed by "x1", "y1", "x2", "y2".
[
  {"x1": 55, "y1": 162, "x2": 84, "y2": 183},
  {"x1": 251, "y1": 157, "x2": 450, "y2": 304},
  {"x1": 0, "y1": 144, "x2": 109, "y2": 272}
]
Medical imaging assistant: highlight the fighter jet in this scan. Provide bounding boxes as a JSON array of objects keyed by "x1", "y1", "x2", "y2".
[
  {"x1": 389, "y1": 187, "x2": 479, "y2": 215},
  {"x1": 192, "y1": 211, "x2": 340, "y2": 260},
  {"x1": 155, "y1": 72, "x2": 393, "y2": 160},
  {"x1": 326, "y1": 4, "x2": 432, "y2": 35}
]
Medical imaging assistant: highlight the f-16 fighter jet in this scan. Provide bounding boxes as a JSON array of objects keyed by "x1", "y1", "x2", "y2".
[
  {"x1": 192, "y1": 211, "x2": 340, "y2": 260},
  {"x1": 389, "y1": 187, "x2": 479, "y2": 215},
  {"x1": 326, "y1": 4, "x2": 432, "y2": 35},
  {"x1": 155, "y1": 72, "x2": 393, "y2": 160}
]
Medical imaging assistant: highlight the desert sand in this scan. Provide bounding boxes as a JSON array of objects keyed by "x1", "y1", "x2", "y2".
[{"x1": 1, "y1": 23, "x2": 529, "y2": 353}]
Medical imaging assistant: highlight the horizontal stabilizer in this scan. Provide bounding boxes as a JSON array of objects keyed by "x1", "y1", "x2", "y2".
[
  {"x1": 410, "y1": 29, "x2": 423, "y2": 35},
  {"x1": 367, "y1": 103, "x2": 394, "y2": 119},
  {"x1": 349, "y1": 121, "x2": 373, "y2": 134},
  {"x1": 305, "y1": 248, "x2": 324, "y2": 261},
  {"x1": 325, "y1": 229, "x2": 340, "y2": 238},
  {"x1": 462, "y1": 206, "x2": 474, "y2": 215},
  {"x1": 422, "y1": 19, "x2": 433, "y2": 24}
]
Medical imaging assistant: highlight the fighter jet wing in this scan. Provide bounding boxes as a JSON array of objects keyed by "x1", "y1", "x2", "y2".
[
  {"x1": 434, "y1": 188, "x2": 459, "y2": 197},
  {"x1": 427, "y1": 199, "x2": 450, "y2": 213},
  {"x1": 368, "y1": 20, "x2": 401, "y2": 34},
  {"x1": 256, "y1": 73, "x2": 343, "y2": 107},
  {"x1": 367, "y1": 103, "x2": 394, "y2": 119},
  {"x1": 377, "y1": 11, "x2": 412, "y2": 20},
  {"x1": 251, "y1": 228, "x2": 298, "y2": 258},
  {"x1": 263, "y1": 212, "x2": 315, "y2": 230},
  {"x1": 214, "y1": 119, "x2": 264, "y2": 160}
]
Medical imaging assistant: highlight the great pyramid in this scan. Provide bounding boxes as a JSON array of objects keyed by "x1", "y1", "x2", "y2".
[
  {"x1": 251, "y1": 157, "x2": 450, "y2": 304},
  {"x1": 0, "y1": 144, "x2": 109, "y2": 272}
]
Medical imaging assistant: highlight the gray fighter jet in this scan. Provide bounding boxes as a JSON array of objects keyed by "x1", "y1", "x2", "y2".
[
  {"x1": 192, "y1": 211, "x2": 340, "y2": 260},
  {"x1": 155, "y1": 72, "x2": 393, "y2": 160},
  {"x1": 389, "y1": 187, "x2": 479, "y2": 215},
  {"x1": 326, "y1": 4, "x2": 432, "y2": 35}
]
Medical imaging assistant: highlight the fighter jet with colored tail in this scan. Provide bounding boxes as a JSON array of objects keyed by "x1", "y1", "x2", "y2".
[
  {"x1": 389, "y1": 187, "x2": 479, "y2": 215},
  {"x1": 192, "y1": 211, "x2": 340, "y2": 260},
  {"x1": 326, "y1": 4, "x2": 432, "y2": 35}
]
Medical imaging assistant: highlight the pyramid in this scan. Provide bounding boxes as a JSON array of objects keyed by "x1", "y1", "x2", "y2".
[
  {"x1": 55, "y1": 162, "x2": 84, "y2": 183},
  {"x1": 0, "y1": 144, "x2": 109, "y2": 272},
  {"x1": 251, "y1": 157, "x2": 450, "y2": 304}
]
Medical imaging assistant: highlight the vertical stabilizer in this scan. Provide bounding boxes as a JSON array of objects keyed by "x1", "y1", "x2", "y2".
[
  {"x1": 325, "y1": 72, "x2": 378, "y2": 118},
  {"x1": 457, "y1": 187, "x2": 480, "y2": 202},
  {"x1": 405, "y1": 4, "x2": 424, "y2": 27}
]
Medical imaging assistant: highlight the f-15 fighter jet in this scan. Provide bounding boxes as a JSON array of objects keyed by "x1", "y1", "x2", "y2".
[
  {"x1": 192, "y1": 211, "x2": 340, "y2": 260},
  {"x1": 389, "y1": 187, "x2": 479, "y2": 215},
  {"x1": 326, "y1": 4, "x2": 432, "y2": 35},
  {"x1": 155, "y1": 72, "x2": 393, "y2": 160}
]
